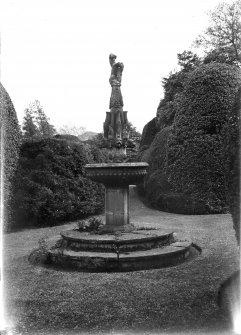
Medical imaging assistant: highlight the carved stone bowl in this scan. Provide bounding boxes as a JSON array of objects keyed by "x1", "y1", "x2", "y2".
[{"x1": 85, "y1": 162, "x2": 149, "y2": 186}]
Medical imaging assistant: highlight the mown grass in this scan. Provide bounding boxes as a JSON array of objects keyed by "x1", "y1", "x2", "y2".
[{"x1": 4, "y1": 188, "x2": 240, "y2": 335}]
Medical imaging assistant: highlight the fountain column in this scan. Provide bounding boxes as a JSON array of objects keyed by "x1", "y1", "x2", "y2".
[{"x1": 105, "y1": 186, "x2": 129, "y2": 231}]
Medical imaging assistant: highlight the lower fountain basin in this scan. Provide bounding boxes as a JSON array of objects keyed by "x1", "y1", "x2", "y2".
[{"x1": 85, "y1": 162, "x2": 148, "y2": 186}]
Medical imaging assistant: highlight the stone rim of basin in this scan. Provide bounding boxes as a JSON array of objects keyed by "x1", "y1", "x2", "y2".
[{"x1": 85, "y1": 162, "x2": 149, "y2": 168}]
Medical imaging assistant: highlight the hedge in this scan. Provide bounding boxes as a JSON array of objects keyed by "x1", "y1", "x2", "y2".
[
  {"x1": 222, "y1": 87, "x2": 241, "y2": 244},
  {"x1": 138, "y1": 117, "x2": 159, "y2": 156},
  {"x1": 166, "y1": 63, "x2": 241, "y2": 213},
  {"x1": 10, "y1": 138, "x2": 105, "y2": 229},
  {"x1": 0, "y1": 83, "x2": 21, "y2": 229}
]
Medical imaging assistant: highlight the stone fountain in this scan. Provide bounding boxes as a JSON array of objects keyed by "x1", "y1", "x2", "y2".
[
  {"x1": 86, "y1": 53, "x2": 149, "y2": 233},
  {"x1": 47, "y1": 54, "x2": 196, "y2": 271}
]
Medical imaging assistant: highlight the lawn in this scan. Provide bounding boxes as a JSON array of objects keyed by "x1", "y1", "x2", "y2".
[{"x1": 4, "y1": 187, "x2": 240, "y2": 335}]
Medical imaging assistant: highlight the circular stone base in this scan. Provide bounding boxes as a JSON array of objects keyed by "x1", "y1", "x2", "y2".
[
  {"x1": 60, "y1": 228, "x2": 174, "y2": 252},
  {"x1": 45, "y1": 228, "x2": 200, "y2": 272},
  {"x1": 48, "y1": 240, "x2": 194, "y2": 272}
]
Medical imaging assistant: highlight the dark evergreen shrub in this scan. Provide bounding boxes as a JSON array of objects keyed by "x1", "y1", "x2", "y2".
[
  {"x1": 145, "y1": 171, "x2": 207, "y2": 214},
  {"x1": 137, "y1": 118, "x2": 159, "y2": 166},
  {"x1": 138, "y1": 126, "x2": 207, "y2": 214},
  {"x1": 54, "y1": 134, "x2": 81, "y2": 142},
  {"x1": 138, "y1": 118, "x2": 159, "y2": 155},
  {"x1": 156, "y1": 94, "x2": 182, "y2": 131},
  {"x1": 147, "y1": 127, "x2": 171, "y2": 172},
  {"x1": 11, "y1": 138, "x2": 105, "y2": 229},
  {"x1": 223, "y1": 87, "x2": 241, "y2": 244},
  {"x1": 166, "y1": 63, "x2": 241, "y2": 213},
  {"x1": 0, "y1": 83, "x2": 21, "y2": 229}
]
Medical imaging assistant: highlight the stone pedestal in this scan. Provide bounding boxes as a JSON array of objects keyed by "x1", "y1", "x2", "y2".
[
  {"x1": 105, "y1": 186, "x2": 129, "y2": 231},
  {"x1": 85, "y1": 162, "x2": 149, "y2": 233}
]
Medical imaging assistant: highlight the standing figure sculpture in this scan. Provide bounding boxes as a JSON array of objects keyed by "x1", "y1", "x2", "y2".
[{"x1": 104, "y1": 54, "x2": 129, "y2": 150}]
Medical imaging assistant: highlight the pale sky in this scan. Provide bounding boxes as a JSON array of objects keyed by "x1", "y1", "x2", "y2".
[{"x1": 0, "y1": 0, "x2": 234, "y2": 133}]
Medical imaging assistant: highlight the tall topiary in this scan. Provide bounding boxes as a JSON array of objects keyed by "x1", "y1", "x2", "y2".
[
  {"x1": 0, "y1": 83, "x2": 21, "y2": 229},
  {"x1": 166, "y1": 63, "x2": 241, "y2": 213},
  {"x1": 138, "y1": 117, "x2": 159, "y2": 161},
  {"x1": 223, "y1": 87, "x2": 241, "y2": 244}
]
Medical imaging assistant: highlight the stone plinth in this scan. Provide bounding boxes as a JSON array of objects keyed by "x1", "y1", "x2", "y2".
[
  {"x1": 85, "y1": 162, "x2": 148, "y2": 232},
  {"x1": 105, "y1": 186, "x2": 129, "y2": 231}
]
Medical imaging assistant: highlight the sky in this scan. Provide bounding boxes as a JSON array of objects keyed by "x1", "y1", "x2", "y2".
[{"x1": 0, "y1": 0, "x2": 234, "y2": 133}]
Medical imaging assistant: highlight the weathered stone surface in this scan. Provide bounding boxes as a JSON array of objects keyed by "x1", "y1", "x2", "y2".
[
  {"x1": 85, "y1": 162, "x2": 148, "y2": 186},
  {"x1": 103, "y1": 54, "x2": 129, "y2": 150},
  {"x1": 60, "y1": 229, "x2": 174, "y2": 252},
  {"x1": 48, "y1": 238, "x2": 193, "y2": 271},
  {"x1": 85, "y1": 162, "x2": 148, "y2": 233}
]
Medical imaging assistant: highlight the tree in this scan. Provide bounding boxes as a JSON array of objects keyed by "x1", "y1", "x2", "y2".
[
  {"x1": 22, "y1": 108, "x2": 39, "y2": 142},
  {"x1": 194, "y1": 1, "x2": 241, "y2": 65},
  {"x1": 177, "y1": 50, "x2": 202, "y2": 72},
  {"x1": 157, "y1": 51, "x2": 201, "y2": 131},
  {"x1": 126, "y1": 122, "x2": 142, "y2": 145},
  {"x1": 32, "y1": 100, "x2": 56, "y2": 138},
  {"x1": 22, "y1": 100, "x2": 56, "y2": 141}
]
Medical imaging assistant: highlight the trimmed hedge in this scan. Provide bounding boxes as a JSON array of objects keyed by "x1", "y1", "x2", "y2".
[
  {"x1": 156, "y1": 98, "x2": 180, "y2": 131},
  {"x1": 54, "y1": 134, "x2": 81, "y2": 142},
  {"x1": 145, "y1": 171, "x2": 207, "y2": 214},
  {"x1": 138, "y1": 126, "x2": 208, "y2": 214},
  {"x1": 223, "y1": 87, "x2": 241, "y2": 244},
  {"x1": 147, "y1": 126, "x2": 172, "y2": 173},
  {"x1": 166, "y1": 63, "x2": 241, "y2": 213},
  {"x1": 0, "y1": 83, "x2": 21, "y2": 229},
  {"x1": 10, "y1": 138, "x2": 105, "y2": 229},
  {"x1": 138, "y1": 118, "x2": 159, "y2": 157}
]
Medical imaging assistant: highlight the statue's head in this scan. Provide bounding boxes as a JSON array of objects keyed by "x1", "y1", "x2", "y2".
[
  {"x1": 109, "y1": 53, "x2": 117, "y2": 60},
  {"x1": 109, "y1": 53, "x2": 117, "y2": 66}
]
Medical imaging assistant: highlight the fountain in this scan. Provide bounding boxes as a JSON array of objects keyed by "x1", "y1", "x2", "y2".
[
  {"x1": 85, "y1": 53, "x2": 149, "y2": 233},
  {"x1": 47, "y1": 54, "x2": 195, "y2": 271}
]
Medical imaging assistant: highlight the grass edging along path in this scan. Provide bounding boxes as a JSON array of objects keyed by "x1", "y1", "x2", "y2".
[{"x1": 4, "y1": 187, "x2": 240, "y2": 335}]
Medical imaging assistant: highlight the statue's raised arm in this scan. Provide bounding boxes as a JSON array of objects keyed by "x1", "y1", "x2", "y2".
[{"x1": 109, "y1": 53, "x2": 124, "y2": 87}]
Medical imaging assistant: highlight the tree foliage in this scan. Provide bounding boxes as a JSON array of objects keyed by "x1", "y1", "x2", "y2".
[
  {"x1": 177, "y1": 50, "x2": 202, "y2": 72},
  {"x1": 22, "y1": 100, "x2": 56, "y2": 141},
  {"x1": 22, "y1": 108, "x2": 40, "y2": 142},
  {"x1": 10, "y1": 138, "x2": 105, "y2": 229},
  {"x1": 194, "y1": 0, "x2": 241, "y2": 65},
  {"x1": 157, "y1": 51, "x2": 201, "y2": 131},
  {"x1": 138, "y1": 2, "x2": 241, "y2": 214},
  {"x1": 126, "y1": 122, "x2": 142, "y2": 145}
]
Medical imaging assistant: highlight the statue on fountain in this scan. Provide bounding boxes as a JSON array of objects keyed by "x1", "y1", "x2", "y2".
[{"x1": 104, "y1": 54, "x2": 129, "y2": 153}]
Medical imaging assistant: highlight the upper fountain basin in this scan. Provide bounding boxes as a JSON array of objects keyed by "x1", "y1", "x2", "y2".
[{"x1": 85, "y1": 162, "x2": 149, "y2": 186}]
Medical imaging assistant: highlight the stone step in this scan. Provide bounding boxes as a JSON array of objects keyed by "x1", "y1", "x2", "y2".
[
  {"x1": 48, "y1": 240, "x2": 192, "y2": 271},
  {"x1": 60, "y1": 229, "x2": 174, "y2": 252}
]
